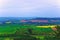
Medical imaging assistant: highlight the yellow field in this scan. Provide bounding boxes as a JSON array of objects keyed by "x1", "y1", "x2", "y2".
[{"x1": 36, "y1": 25, "x2": 56, "y2": 28}]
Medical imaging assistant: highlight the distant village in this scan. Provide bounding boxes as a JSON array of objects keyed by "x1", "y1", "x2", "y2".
[{"x1": 0, "y1": 19, "x2": 60, "y2": 24}]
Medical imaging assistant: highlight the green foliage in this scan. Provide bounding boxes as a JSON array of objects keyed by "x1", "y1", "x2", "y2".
[
  {"x1": 0, "y1": 24, "x2": 59, "y2": 40},
  {"x1": 54, "y1": 25, "x2": 60, "y2": 39}
]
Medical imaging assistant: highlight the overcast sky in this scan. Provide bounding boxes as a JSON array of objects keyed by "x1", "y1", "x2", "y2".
[{"x1": 0, "y1": 0, "x2": 60, "y2": 17}]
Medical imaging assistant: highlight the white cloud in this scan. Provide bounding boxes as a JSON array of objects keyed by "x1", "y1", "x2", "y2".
[
  {"x1": 57, "y1": 0, "x2": 60, "y2": 8},
  {"x1": 0, "y1": 0, "x2": 60, "y2": 17},
  {"x1": 0, "y1": 0, "x2": 8, "y2": 8}
]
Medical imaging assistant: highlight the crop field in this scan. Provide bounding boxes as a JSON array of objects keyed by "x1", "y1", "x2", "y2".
[
  {"x1": 0, "y1": 24, "x2": 55, "y2": 34},
  {"x1": 0, "y1": 24, "x2": 59, "y2": 40}
]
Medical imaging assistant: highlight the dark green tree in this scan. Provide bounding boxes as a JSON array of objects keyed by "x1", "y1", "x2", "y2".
[{"x1": 54, "y1": 25, "x2": 60, "y2": 39}]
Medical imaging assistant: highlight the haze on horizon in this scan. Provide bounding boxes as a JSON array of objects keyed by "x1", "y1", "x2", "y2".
[{"x1": 0, "y1": 0, "x2": 60, "y2": 17}]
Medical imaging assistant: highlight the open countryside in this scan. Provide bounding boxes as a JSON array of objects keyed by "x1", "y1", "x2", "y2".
[{"x1": 0, "y1": 17, "x2": 60, "y2": 40}]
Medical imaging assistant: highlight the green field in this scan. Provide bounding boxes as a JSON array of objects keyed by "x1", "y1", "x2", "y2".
[
  {"x1": 0, "y1": 24, "x2": 58, "y2": 40},
  {"x1": 0, "y1": 24, "x2": 54, "y2": 34}
]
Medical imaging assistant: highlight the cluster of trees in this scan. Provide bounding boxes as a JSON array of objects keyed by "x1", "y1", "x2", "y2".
[
  {"x1": 14, "y1": 25, "x2": 60, "y2": 40},
  {"x1": 54, "y1": 25, "x2": 60, "y2": 39},
  {"x1": 45, "y1": 25, "x2": 60, "y2": 40},
  {"x1": 0, "y1": 25, "x2": 60, "y2": 40}
]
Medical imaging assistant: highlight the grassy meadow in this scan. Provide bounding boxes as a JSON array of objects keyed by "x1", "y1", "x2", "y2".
[{"x1": 0, "y1": 24, "x2": 58, "y2": 40}]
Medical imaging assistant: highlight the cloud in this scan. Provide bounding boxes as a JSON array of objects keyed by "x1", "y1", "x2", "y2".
[
  {"x1": 57, "y1": 0, "x2": 60, "y2": 8},
  {"x1": 0, "y1": 0, "x2": 60, "y2": 17},
  {"x1": 1, "y1": 0, "x2": 58, "y2": 11}
]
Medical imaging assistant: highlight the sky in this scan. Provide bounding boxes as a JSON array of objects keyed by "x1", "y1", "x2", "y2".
[{"x1": 0, "y1": 0, "x2": 60, "y2": 17}]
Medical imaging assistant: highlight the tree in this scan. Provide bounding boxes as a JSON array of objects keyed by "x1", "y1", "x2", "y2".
[{"x1": 55, "y1": 25, "x2": 60, "y2": 39}]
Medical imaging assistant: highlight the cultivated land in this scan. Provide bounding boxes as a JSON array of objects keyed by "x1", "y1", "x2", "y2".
[
  {"x1": 0, "y1": 24, "x2": 58, "y2": 40},
  {"x1": 0, "y1": 24, "x2": 55, "y2": 34}
]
